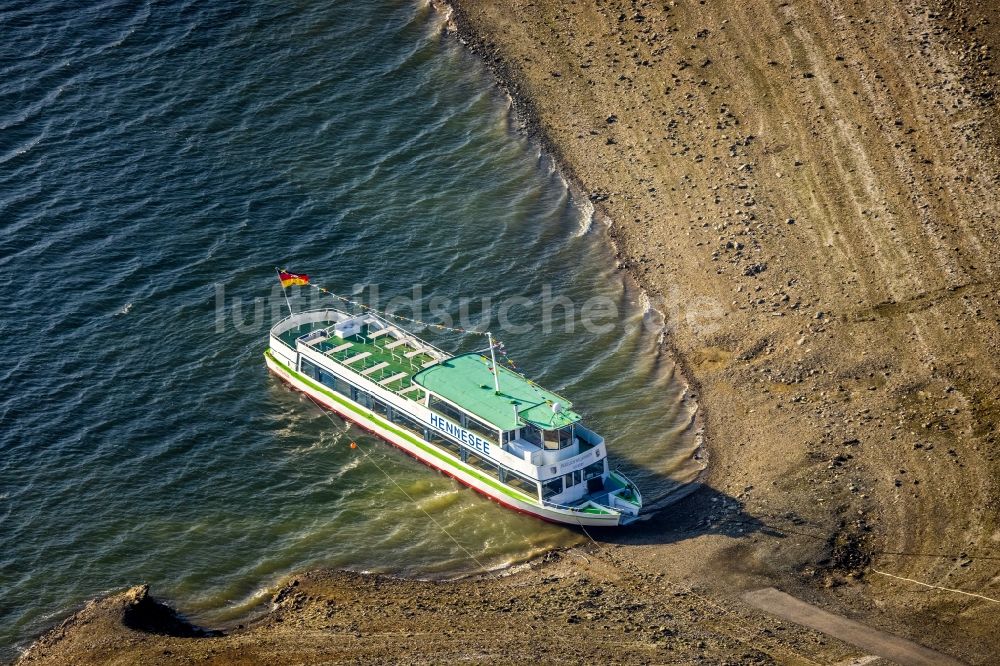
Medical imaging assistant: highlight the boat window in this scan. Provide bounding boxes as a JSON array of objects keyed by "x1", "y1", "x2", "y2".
[
  {"x1": 318, "y1": 369, "x2": 339, "y2": 391},
  {"x1": 563, "y1": 470, "x2": 583, "y2": 489},
  {"x1": 428, "y1": 396, "x2": 464, "y2": 424},
  {"x1": 371, "y1": 399, "x2": 388, "y2": 417},
  {"x1": 466, "y1": 416, "x2": 496, "y2": 441},
  {"x1": 393, "y1": 412, "x2": 423, "y2": 436},
  {"x1": 502, "y1": 470, "x2": 538, "y2": 497},
  {"x1": 584, "y1": 461, "x2": 604, "y2": 480},
  {"x1": 334, "y1": 376, "x2": 352, "y2": 397},
  {"x1": 545, "y1": 426, "x2": 574, "y2": 450},
  {"x1": 502, "y1": 431, "x2": 515, "y2": 445},
  {"x1": 300, "y1": 358, "x2": 319, "y2": 380},
  {"x1": 466, "y1": 452, "x2": 499, "y2": 478},
  {"x1": 521, "y1": 425, "x2": 542, "y2": 447},
  {"x1": 352, "y1": 387, "x2": 372, "y2": 410},
  {"x1": 541, "y1": 478, "x2": 563, "y2": 500},
  {"x1": 428, "y1": 431, "x2": 462, "y2": 458}
]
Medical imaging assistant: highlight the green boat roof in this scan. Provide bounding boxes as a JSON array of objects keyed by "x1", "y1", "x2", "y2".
[{"x1": 412, "y1": 353, "x2": 581, "y2": 431}]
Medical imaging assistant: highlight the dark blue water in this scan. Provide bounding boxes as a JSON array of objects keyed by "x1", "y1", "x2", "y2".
[{"x1": 0, "y1": 0, "x2": 701, "y2": 657}]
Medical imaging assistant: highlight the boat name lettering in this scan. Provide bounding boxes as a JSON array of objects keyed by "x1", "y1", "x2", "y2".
[
  {"x1": 429, "y1": 413, "x2": 491, "y2": 455},
  {"x1": 562, "y1": 456, "x2": 595, "y2": 473}
]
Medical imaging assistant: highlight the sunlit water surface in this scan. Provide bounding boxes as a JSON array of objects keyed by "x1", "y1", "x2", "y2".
[{"x1": 0, "y1": 0, "x2": 702, "y2": 657}]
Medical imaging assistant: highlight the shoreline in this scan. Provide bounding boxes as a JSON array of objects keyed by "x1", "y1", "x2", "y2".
[
  {"x1": 14, "y1": 488, "x2": 874, "y2": 666},
  {"x1": 435, "y1": 0, "x2": 713, "y2": 485},
  {"x1": 12, "y1": 5, "x2": 713, "y2": 658},
  {"x1": 17, "y1": 0, "x2": 1000, "y2": 662},
  {"x1": 434, "y1": 0, "x2": 1000, "y2": 659}
]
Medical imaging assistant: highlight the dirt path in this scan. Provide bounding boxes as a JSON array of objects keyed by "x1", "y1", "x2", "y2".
[{"x1": 744, "y1": 587, "x2": 964, "y2": 665}]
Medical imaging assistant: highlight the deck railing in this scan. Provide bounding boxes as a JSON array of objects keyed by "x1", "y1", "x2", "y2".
[
  {"x1": 271, "y1": 308, "x2": 453, "y2": 389},
  {"x1": 541, "y1": 498, "x2": 616, "y2": 515},
  {"x1": 607, "y1": 470, "x2": 642, "y2": 514}
]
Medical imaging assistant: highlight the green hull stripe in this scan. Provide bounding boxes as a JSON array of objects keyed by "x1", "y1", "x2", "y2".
[{"x1": 265, "y1": 349, "x2": 540, "y2": 506}]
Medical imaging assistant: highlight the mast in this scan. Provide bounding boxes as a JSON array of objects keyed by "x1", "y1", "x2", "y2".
[
  {"x1": 275, "y1": 267, "x2": 295, "y2": 317},
  {"x1": 487, "y1": 331, "x2": 501, "y2": 394}
]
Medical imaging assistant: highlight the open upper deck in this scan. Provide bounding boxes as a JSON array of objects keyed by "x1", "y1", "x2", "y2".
[
  {"x1": 412, "y1": 352, "x2": 581, "y2": 431},
  {"x1": 271, "y1": 310, "x2": 582, "y2": 433},
  {"x1": 271, "y1": 310, "x2": 448, "y2": 402}
]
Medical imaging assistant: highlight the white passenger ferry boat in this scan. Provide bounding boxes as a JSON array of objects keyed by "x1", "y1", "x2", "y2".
[{"x1": 265, "y1": 307, "x2": 642, "y2": 526}]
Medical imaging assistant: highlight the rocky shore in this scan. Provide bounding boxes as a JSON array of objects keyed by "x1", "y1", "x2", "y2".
[
  {"x1": 18, "y1": 0, "x2": 1000, "y2": 663},
  {"x1": 16, "y1": 491, "x2": 874, "y2": 665}
]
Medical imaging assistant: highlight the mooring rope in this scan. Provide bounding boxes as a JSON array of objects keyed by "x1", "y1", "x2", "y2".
[
  {"x1": 299, "y1": 390, "x2": 496, "y2": 579},
  {"x1": 871, "y1": 569, "x2": 1000, "y2": 604}
]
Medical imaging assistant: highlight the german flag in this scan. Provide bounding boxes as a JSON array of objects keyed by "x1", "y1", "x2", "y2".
[{"x1": 278, "y1": 271, "x2": 309, "y2": 288}]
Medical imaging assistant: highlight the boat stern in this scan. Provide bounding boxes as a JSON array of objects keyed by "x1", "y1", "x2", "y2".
[
  {"x1": 543, "y1": 470, "x2": 643, "y2": 526},
  {"x1": 591, "y1": 470, "x2": 643, "y2": 524}
]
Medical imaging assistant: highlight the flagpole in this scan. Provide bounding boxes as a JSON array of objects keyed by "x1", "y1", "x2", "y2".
[
  {"x1": 487, "y1": 331, "x2": 501, "y2": 395},
  {"x1": 275, "y1": 267, "x2": 294, "y2": 317}
]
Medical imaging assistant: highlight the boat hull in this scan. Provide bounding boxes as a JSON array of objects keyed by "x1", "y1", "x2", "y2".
[{"x1": 265, "y1": 350, "x2": 626, "y2": 527}]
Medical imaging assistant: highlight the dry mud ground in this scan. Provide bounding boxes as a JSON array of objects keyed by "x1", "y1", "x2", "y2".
[{"x1": 18, "y1": 0, "x2": 1000, "y2": 664}]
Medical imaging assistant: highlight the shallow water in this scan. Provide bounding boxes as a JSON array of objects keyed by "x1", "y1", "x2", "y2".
[{"x1": 0, "y1": 0, "x2": 701, "y2": 656}]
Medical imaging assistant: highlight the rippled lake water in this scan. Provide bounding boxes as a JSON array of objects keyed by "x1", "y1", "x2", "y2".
[{"x1": 0, "y1": 0, "x2": 702, "y2": 656}]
